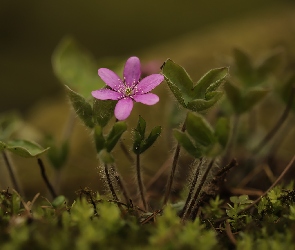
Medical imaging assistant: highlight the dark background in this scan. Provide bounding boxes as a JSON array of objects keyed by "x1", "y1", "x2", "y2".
[{"x1": 0, "y1": 0, "x2": 290, "y2": 112}]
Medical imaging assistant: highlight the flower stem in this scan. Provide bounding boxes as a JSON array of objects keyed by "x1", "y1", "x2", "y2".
[
  {"x1": 136, "y1": 153, "x2": 147, "y2": 210},
  {"x1": 104, "y1": 163, "x2": 119, "y2": 202},
  {"x1": 37, "y1": 158, "x2": 57, "y2": 199},
  {"x1": 252, "y1": 87, "x2": 295, "y2": 155},
  {"x1": 186, "y1": 159, "x2": 215, "y2": 219},
  {"x1": 180, "y1": 158, "x2": 202, "y2": 219},
  {"x1": 163, "y1": 122, "x2": 186, "y2": 206},
  {"x1": 2, "y1": 151, "x2": 22, "y2": 195}
]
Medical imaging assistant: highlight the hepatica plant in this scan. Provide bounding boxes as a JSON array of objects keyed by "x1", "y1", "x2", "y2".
[
  {"x1": 54, "y1": 37, "x2": 233, "y2": 215},
  {"x1": 3, "y1": 38, "x2": 295, "y2": 248}
]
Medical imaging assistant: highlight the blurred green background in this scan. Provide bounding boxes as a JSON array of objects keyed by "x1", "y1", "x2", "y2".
[{"x1": 1, "y1": 0, "x2": 295, "y2": 199}]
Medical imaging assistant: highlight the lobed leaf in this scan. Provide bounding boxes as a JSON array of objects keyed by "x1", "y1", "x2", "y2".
[
  {"x1": 161, "y1": 59, "x2": 194, "y2": 106},
  {"x1": 65, "y1": 85, "x2": 94, "y2": 128},
  {"x1": 193, "y1": 67, "x2": 229, "y2": 99}
]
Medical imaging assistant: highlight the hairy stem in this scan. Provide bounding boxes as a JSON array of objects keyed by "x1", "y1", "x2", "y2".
[
  {"x1": 2, "y1": 151, "x2": 22, "y2": 194},
  {"x1": 112, "y1": 165, "x2": 132, "y2": 206},
  {"x1": 104, "y1": 163, "x2": 119, "y2": 201},
  {"x1": 180, "y1": 158, "x2": 203, "y2": 219},
  {"x1": 163, "y1": 122, "x2": 186, "y2": 206},
  {"x1": 186, "y1": 159, "x2": 215, "y2": 219},
  {"x1": 253, "y1": 87, "x2": 295, "y2": 155},
  {"x1": 37, "y1": 158, "x2": 57, "y2": 199},
  {"x1": 136, "y1": 153, "x2": 147, "y2": 210}
]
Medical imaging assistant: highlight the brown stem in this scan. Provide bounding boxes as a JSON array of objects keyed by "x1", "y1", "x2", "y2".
[
  {"x1": 180, "y1": 158, "x2": 203, "y2": 219},
  {"x1": 253, "y1": 87, "x2": 295, "y2": 155},
  {"x1": 37, "y1": 158, "x2": 57, "y2": 199},
  {"x1": 136, "y1": 153, "x2": 147, "y2": 210},
  {"x1": 163, "y1": 121, "x2": 186, "y2": 206}
]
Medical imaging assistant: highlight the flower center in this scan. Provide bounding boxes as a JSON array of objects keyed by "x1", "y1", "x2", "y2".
[{"x1": 125, "y1": 87, "x2": 133, "y2": 96}]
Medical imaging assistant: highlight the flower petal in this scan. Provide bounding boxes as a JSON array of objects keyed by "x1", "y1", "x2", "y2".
[
  {"x1": 98, "y1": 68, "x2": 123, "y2": 91},
  {"x1": 114, "y1": 98, "x2": 134, "y2": 120},
  {"x1": 136, "y1": 74, "x2": 164, "y2": 94},
  {"x1": 92, "y1": 89, "x2": 122, "y2": 100},
  {"x1": 123, "y1": 57, "x2": 141, "y2": 87},
  {"x1": 133, "y1": 93, "x2": 159, "y2": 105}
]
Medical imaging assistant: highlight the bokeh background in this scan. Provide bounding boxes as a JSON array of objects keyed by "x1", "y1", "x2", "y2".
[{"x1": 1, "y1": 0, "x2": 295, "y2": 200}]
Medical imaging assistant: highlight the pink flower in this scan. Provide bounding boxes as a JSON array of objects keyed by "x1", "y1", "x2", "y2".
[{"x1": 92, "y1": 56, "x2": 164, "y2": 120}]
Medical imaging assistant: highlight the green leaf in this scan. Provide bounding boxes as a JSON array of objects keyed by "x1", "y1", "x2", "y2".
[
  {"x1": 186, "y1": 92, "x2": 224, "y2": 112},
  {"x1": 173, "y1": 129, "x2": 202, "y2": 158},
  {"x1": 94, "y1": 125, "x2": 105, "y2": 152},
  {"x1": 139, "y1": 126, "x2": 162, "y2": 154},
  {"x1": 240, "y1": 89, "x2": 269, "y2": 113},
  {"x1": 65, "y1": 85, "x2": 94, "y2": 128},
  {"x1": 186, "y1": 112, "x2": 215, "y2": 147},
  {"x1": 52, "y1": 37, "x2": 105, "y2": 99},
  {"x1": 98, "y1": 149, "x2": 114, "y2": 164},
  {"x1": 193, "y1": 67, "x2": 229, "y2": 99},
  {"x1": 161, "y1": 59, "x2": 194, "y2": 106},
  {"x1": 233, "y1": 48, "x2": 253, "y2": 85},
  {"x1": 93, "y1": 98, "x2": 116, "y2": 127},
  {"x1": 1, "y1": 140, "x2": 49, "y2": 158},
  {"x1": 224, "y1": 81, "x2": 242, "y2": 114},
  {"x1": 214, "y1": 117, "x2": 230, "y2": 148},
  {"x1": 105, "y1": 122, "x2": 127, "y2": 152}
]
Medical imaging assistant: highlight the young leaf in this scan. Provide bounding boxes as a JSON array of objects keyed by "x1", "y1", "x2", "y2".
[
  {"x1": 186, "y1": 112, "x2": 215, "y2": 147},
  {"x1": 98, "y1": 149, "x2": 114, "y2": 164},
  {"x1": 3, "y1": 140, "x2": 49, "y2": 158},
  {"x1": 224, "y1": 81, "x2": 242, "y2": 114},
  {"x1": 173, "y1": 129, "x2": 202, "y2": 158},
  {"x1": 93, "y1": 98, "x2": 116, "y2": 127},
  {"x1": 161, "y1": 59, "x2": 194, "y2": 106},
  {"x1": 52, "y1": 37, "x2": 105, "y2": 99},
  {"x1": 193, "y1": 67, "x2": 229, "y2": 99},
  {"x1": 240, "y1": 89, "x2": 269, "y2": 113},
  {"x1": 139, "y1": 126, "x2": 162, "y2": 154},
  {"x1": 65, "y1": 85, "x2": 94, "y2": 128},
  {"x1": 105, "y1": 122, "x2": 127, "y2": 152},
  {"x1": 214, "y1": 117, "x2": 230, "y2": 148}
]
